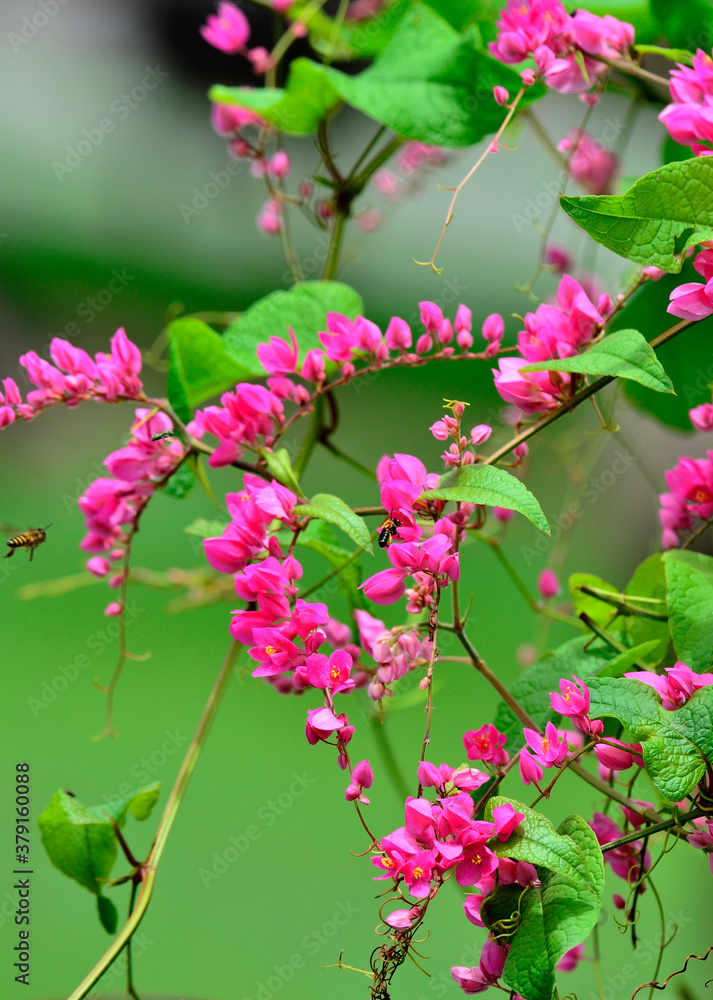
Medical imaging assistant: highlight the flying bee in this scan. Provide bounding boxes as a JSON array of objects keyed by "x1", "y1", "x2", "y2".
[
  {"x1": 377, "y1": 510, "x2": 402, "y2": 549},
  {"x1": 2, "y1": 524, "x2": 52, "y2": 562}
]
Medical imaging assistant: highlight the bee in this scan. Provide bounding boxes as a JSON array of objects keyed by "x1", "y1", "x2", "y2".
[
  {"x1": 378, "y1": 510, "x2": 402, "y2": 549},
  {"x1": 2, "y1": 524, "x2": 52, "y2": 562}
]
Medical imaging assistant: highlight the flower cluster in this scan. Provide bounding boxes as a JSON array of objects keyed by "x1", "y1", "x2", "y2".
[
  {"x1": 659, "y1": 49, "x2": 713, "y2": 155},
  {"x1": 658, "y1": 402, "x2": 713, "y2": 548},
  {"x1": 191, "y1": 304, "x2": 496, "y2": 467},
  {"x1": 190, "y1": 384, "x2": 287, "y2": 468},
  {"x1": 1, "y1": 329, "x2": 144, "y2": 428},
  {"x1": 624, "y1": 660, "x2": 713, "y2": 710},
  {"x1": 355, "y1": 610, "x2": 431, "y2": 700},
  {"x1": 490, "y1": 0, "x2": 634, "y2": 95},
  {"x1": 558, "y1": 129, "x2": 618, "y2": 195},
  {"x1": 201, "y1": 475, "x2": 373, "y2": 776},
  {"x1": 80, "y1": 409, "x2": 186, "y2": 612},
  {"x1": 373, "y1": 775, "x2": 523, "y2": 908},
  {"x1": 361, "y1": 526, "x2": 460, "y2": 610},
  {"x1": 492, "y1": 274, "x2": 609, "y2": 414}
]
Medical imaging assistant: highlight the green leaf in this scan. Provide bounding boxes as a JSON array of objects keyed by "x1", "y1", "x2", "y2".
[
  {"x1": 421, "y1": 464, "x2": 549, "y2": 533},
  {"x1": 122, "y1": 783, "x2": 161, "y2": 822},
  {"x1": 609, "y1": 259, "x2": 713, "y2": 428},
  {"x1": 97, "y1": 894, "x2": 118, "y2": 935},
  {"x1": 664, "y1": 549, "x2": 713, "y2": 671},
  {"x1": 38, "y1": 791, "x2": 118, "y2": 897},
  {"x1": 635, "y1": 44, "x2": 695, "y2": 64},
  {"x1": 596, "y1": 640, "x2": 664, "y2": 678},
  {"x1": 223, "y1": 281, "x2": 363, "y2": 374},
  {"x1": 492, "y1": 636, "x2": 620, "y2": 753},
  {"x1": 588, "y1": 676, "x2": 713, "y2": 800},
  {"x1": 568, "y1": 572, "x2": 619, "y2": 627},
  {"x1": 650, "y1": 0, "x2": 713, "y2": 48},
  {"x1": 294, "y1": 493, "x2": 373, "y2": 554},
  {"x1": 323, "y1": 0, "x2": 412, "y2": 58},
  {"x1": 167, "y1": 318, "x2": 252, "y2": 422},
  {"x1": 209, "y1": 58, "x2": 340, "y2": 135},
  {"x1": 623, "y1": 554, "x2": 670, "y2": 665},
  {"x1": 482, "y1": 799, "x2": 603, "y2": 1000},
  {"x1": 521, "y1": 329, "x2": 674, "y2": 394},
  {"x1": 297, "y1": 519, "x2": 366, "y2": 611},
  {"x1": 316, "y1": 7, "x2": 544, "y2": 148},
  {"x1": 261, "y1": 448, "x2": 304, "y2": 496},
  {"x1": 185, "y1": 517, "x2": 229, "y2": 539},
  {"x1": 560, "y1": 157, "x2": 713, "y2": 272},
  {"x1": 162, "y1": 461, "x2": 195, "y2": 500},
  {"x1": 38, "y1": 783, "x2": 160, "y2": 906}
]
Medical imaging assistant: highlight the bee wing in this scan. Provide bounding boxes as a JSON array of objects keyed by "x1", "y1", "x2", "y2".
[{"x1": 0, "y1": 523, "x2": 21, "y2": 535}]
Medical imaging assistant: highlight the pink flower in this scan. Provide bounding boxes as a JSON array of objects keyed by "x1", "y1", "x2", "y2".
[
  {"x1": 659, "y1": 50, "x2": 713, "y2": 153},
  {"x1": 667, "y1": 279, "x2": 713, "y2": 320},
  {"x1": 593, "y1": 739, "x2": 641, "y2": 771},
  {"x1": 537, "y1": 567, "x2": 561, "y2": 599},
  {"x1": 558, "y1": 129, "x2": 618, "y2": 194},
  {"x1": 345, "y1": 759, "x2": 373, "y2": 803},
  {"x1": 470, "y1": 424, "x2": 492, "y2": 446},
  {"x1": 493, "y1": 85, "x2": 510, "y2": 105},
  {"x1": 86, "y1": 556, "x2": 111, "y2": 577},
  {"x1": 305, "y1": 649, "x2": 355, "y2": 695},
  {"x1": 491, "y1": 803, "x2": 524, "y2": 841},
  {"x1": 463, "y1": 724, "x2": 509, "y2": 767},
  {"x1": 557, "y1": 943, "x2": 585, "y2": 972},
  {"x1": 456, "y1": 835, "x2": 498, "y2": 886},
  {"x1": 360, "y1": 567, "x2": 407, "y2": 605},
  {"x1": 519, "y1": 748, "x2": 544, "y2": 785},
  {"x1": 384, "y1": 907, "x2": 419, "y2": 929},
  {"x1": 385, "y1": 316, "x2": 412, "y2": 351},
  {"x1": 200, "y1": 1, "x2": 251, "y2": 53},
  {"x1": 687, "y1": 816, "x2": 713, "y2": 853},
  {"x1": 523, "y1": 721, "x2": 569, "y2": 766},
  {"x1": 300, "y1": 349, "x2": 326, "y2": 383},
  {"x1": 256, "y1": 327, "x2": 299, "y2": 375},
  {"x1": 624, "y1": 660, "x2": 713, "y2": 710},
  {"x1": 257, "y1": 200, "x2": 283, "y2": 236},
  {"x1": 690, "y1": 403, "x2": 713, "y2": 431},
  {"x1": 305, "y1": 706, "x2": 346, "y2": 744},
  {"x1": 492, "y1": 357, "x2": 563, "y2": 414},
  {"x1": 249, "y1": 627, "x2": 301, "y2": 677},
  {"x1": 549, "y1": 675, "x2": 589, "y2": 716},
  {"x1": 451, "y1": 966, "x2": 490, "y2": 994}
]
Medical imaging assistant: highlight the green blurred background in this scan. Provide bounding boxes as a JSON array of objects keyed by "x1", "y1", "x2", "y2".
[{"x1": 1, "y1": 1, "x2": 712, "y2": 998}]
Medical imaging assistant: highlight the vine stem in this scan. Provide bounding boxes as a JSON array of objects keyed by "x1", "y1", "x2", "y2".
[
  {"x1": 414, "y1": 86, "x2": 528, "y2": 273},
  {"x1": 66, "y1": 639, "x2": 241, "y2": 1000}
]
